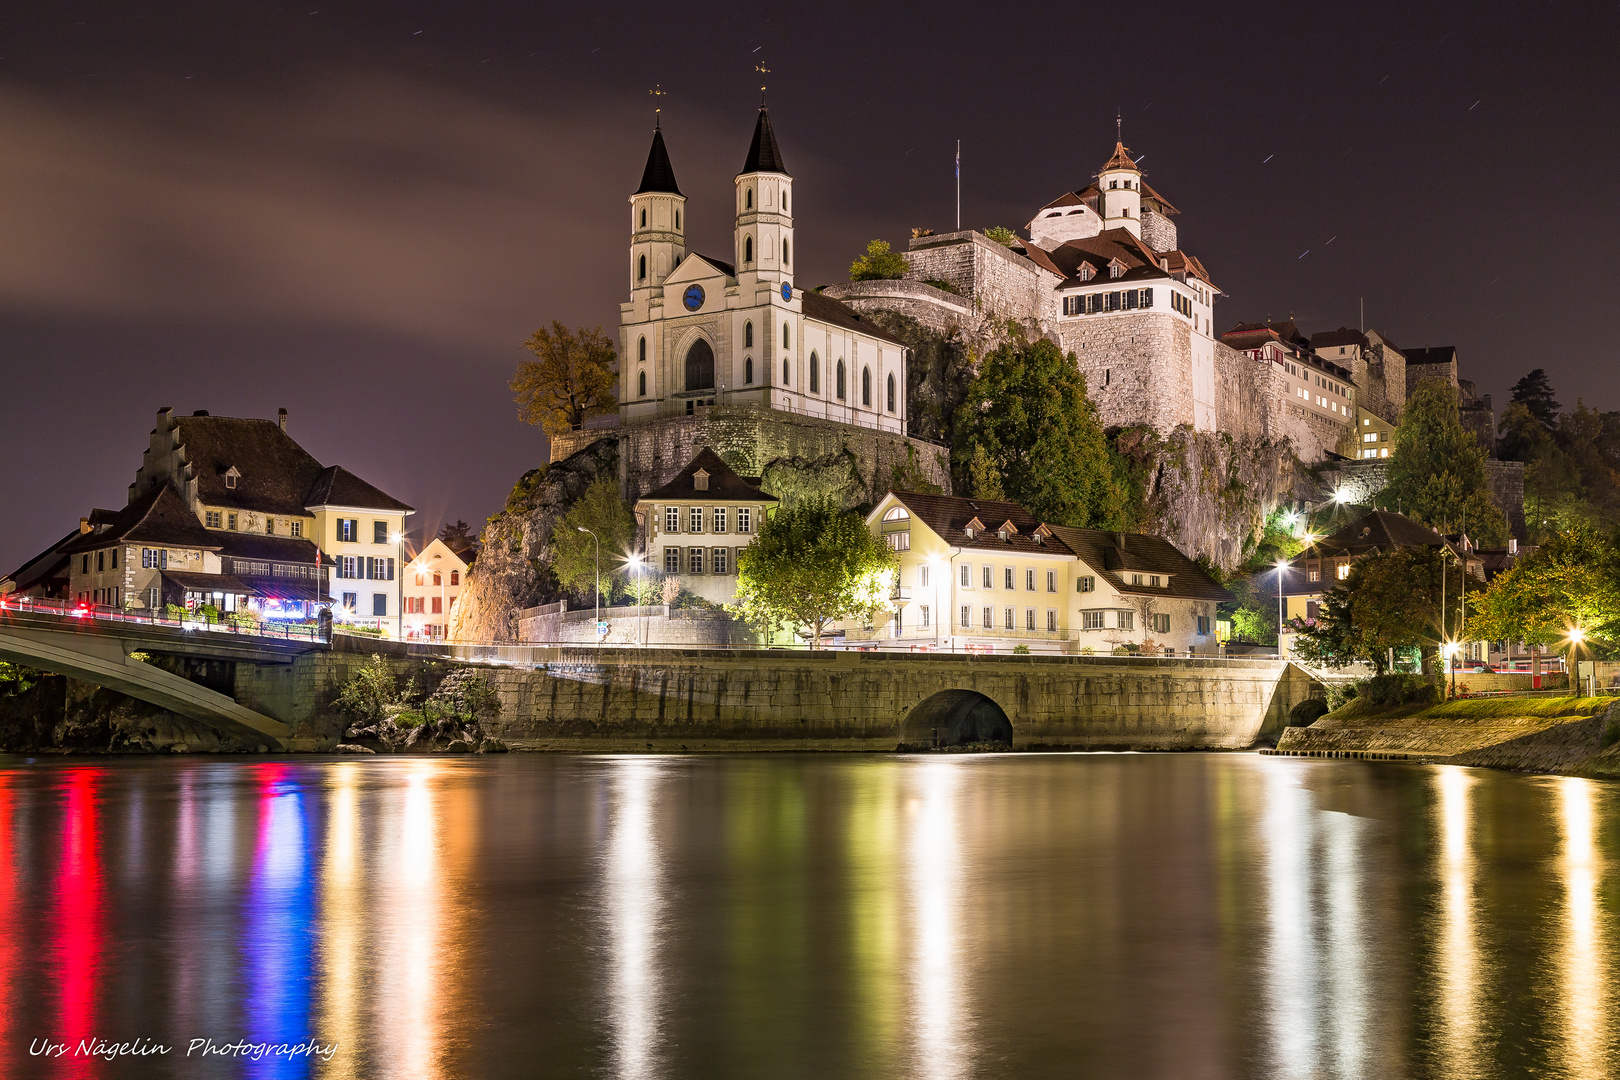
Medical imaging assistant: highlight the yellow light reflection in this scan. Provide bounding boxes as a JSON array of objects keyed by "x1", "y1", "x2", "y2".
[
  {"x1": 380, "y1": 763, "x2": 441, "y2": 1080},
  {"x1": 1262, "y1": 764, "x2": 1319, "y2": 1077},
  {"x1": 319, "y1": 765, "x2": 363, "y2": 1080},
  {"x1": 606, "y1": 760, "x2": 663, "y2": 1080},
  {"x1": 1555, "y1": 777, "x2": 1608, "y2": 1076},
  {"x1": 906, "y1": 760, "x2": 969, "y2": 1080},
  {"x1": 1434, "y1": 767, "x2": 1482, "y2": 1079}
]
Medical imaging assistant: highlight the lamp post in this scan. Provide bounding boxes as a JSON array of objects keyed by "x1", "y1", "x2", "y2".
[
  {"x1": 1569, "y1": 626, "x2": 1585, "y2": 697},
  {"x1": 1275, "y1": 558, "x2": 1289, "y2": 660},
  {"x1": 577, "y1": 526, "x2": 600, "y2": 639},
  {"x1": 390, "y1": 530, "x2": 404, "y2": 640},
  {"x1": 625, "y1": 552, "x2": 646, "y2": 647}
]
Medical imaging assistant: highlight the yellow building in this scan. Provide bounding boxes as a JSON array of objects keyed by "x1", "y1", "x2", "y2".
[
  {"x1": 401, "y1": 538, "x2": 470, "y2": 640},
  {"x1": 859, "y1": 491, "x2": 1231, "y2": 654},
  {"x1": 1342, "y1": 407, "x2": 1396, "y2": 459},
  {"x1": 634, "y1": 449, "x2": 778, "y2": 606}
]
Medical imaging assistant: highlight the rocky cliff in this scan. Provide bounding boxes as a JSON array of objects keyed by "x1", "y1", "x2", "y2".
[{"x1": 448, "y1": 438, "x2": 619, "y2": 644}]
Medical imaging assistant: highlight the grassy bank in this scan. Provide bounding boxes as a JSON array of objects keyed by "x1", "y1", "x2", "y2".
[{"x1": 1275, "y1": 695, "x2": 1620, "y2": 777}]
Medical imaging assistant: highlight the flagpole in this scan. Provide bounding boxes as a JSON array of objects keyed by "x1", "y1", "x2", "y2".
[{"x1": 955, "y1": 140, "x2": 961, "y2": 231}]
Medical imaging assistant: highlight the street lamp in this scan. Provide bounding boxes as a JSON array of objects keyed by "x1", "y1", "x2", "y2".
[
  {"x1": 1569, "y1": 626, "x2": 1586, "y2": 696},
  {"x1": 390, "y1": 530, "x2": 404, "y2": 639},
  {"x1": 1441, "y1": 640, "x2": 1461, "y2": 699},
  {"x1": 577, "y1": 526, "x2": 600, "y2": 639},
  {"x1": 1276, "y1": 557, "x2": 1289, "y2": 659},
  {"x1": 624, "y1": 551, "x2": 646, "y2": 647}
]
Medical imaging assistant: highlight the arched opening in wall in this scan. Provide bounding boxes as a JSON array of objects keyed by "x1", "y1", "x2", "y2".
[
  {"x1": 862, "y1": 366, "x2": 872, "y2": 407},
  {"x1": 640, "y1": 208, "x2": 647, "y2": 228},
  {"x1": 745, "y1": 235, "x2": 753, "y2": 264},
  {"x1": 638, "y1": 254, "x2": 647, "y2": 282},
  {"x1": 782, "y1": 357, "x2": 790, "y2": 385},
  {"x1": 836, "y1": 360, "x2": 846, "y2": 400},
  {"x1": 809, "y1": 352, "x2": 819, "y2": 393},
  {"x1": 887, "y1": 373, "x2": 896, "y2": 413},
  {"x1": 744, "y1": 357, "x2": 753, "y2": 384},
  {"x1": 783, "y1": 238, "x2": 790, "y2": 265},
  {"x1": 898, "y1": 690, "x2": 1013, "y2": 750},
  {"x1": 744, "y1": 321, "x2": 753, "y2": 348},
  {"x1": 637, "y1": 370, "x2": 647, "y2": 397},
  {"x1": 684, "y1": 339, "x2": 714, "y2": 391},
  {"x1": 637, "y1": 336, "x2": 646, "y2": 364},
  {"x1": 746, "y1": 187, "x2": 753, "y2": 209}
]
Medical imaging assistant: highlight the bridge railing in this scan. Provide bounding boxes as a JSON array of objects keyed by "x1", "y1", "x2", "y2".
[{"x1": 0, "y1": 595, "x2": 327, "y2": 644}]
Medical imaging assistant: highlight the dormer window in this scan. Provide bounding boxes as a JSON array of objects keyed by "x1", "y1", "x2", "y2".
[
  {"x1": 1109, "y1": 263, "x2": 1124, "y2": 280},
  {"x1": 224, "y1": 466, "x2": 240, "y2": 490},
  {"x1": 693, "y1": 469, "x2": 710, "y2": 492},
  {"x1": 997, "y1": 530, "x2": 1008, "y2": 541},
  {"x1": 882, "y1": 506, "x2": 909, "y2": 522},
  {"x1": 1079, "y1": 265, "x2": 1095, "y2": 282}
]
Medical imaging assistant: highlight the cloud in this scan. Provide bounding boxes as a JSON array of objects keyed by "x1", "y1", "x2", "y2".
[{"x1": 0, "y1": 74, "x2": 660, "y2": 348}]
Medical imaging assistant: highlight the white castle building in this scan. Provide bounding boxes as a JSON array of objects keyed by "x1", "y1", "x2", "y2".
[{"x1": 618, "y1": 109, "x2": 908, "y2": 435}]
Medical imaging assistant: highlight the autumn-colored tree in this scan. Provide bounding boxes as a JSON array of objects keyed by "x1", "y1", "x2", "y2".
[{"x1": 511, "y1": 322, "x2": 618, "y2": 437}]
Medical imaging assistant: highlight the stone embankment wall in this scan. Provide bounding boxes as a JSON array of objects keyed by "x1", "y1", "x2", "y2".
[{"x1": 516, "y1": 605, "x2": 749, "y2": 647}]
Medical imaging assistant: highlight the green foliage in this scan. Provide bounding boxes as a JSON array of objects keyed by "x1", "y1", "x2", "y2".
[
  {"x1": 1230, "y1": 605, "x2": 1276, "y2": 645},
  {"x1": 848, "y1": 239, "x2": 909, "y2": 281},
  {"x1": 1472, "y1": 524, "x2": 1620, "y2": 649},
  {"x1": 921, "y1": 279, "x2": 961, "y2": 296},
  {"x1": 1510, "y1": 367, "x2": 1561, "y2": 430},
  {"x1": 511, "y1": 322, "x2": 618, "y2": 437},
  {"x1": 1293, "y1": 547, "x2": 1472, "y2": 673},
  {"x1": 965, "y1": 443, "x2": 1005, "y2": 500},
  {"x1": 734, "y1": 499, "x2": 898, "y2": 648},
  {"x1": 889, "y1": 443, "x2": 944, "y2": 496},
  {"x1": 1242, "y1": 509, "x2": 1306, "y2": 573},
  {"x1": 427, "y1": 669, "x2": 502, "y2": 722},
  {"x1": 951, "y1": 338, "x2": 1121, "y2": 527},
  {"x1": 983, "y1": 226, "x2": 1017, "y2": 247},
  {"x1": 1355, "y1": 673, "x2": 1443, "y2": 708},
  {"x1": 0, "y1": 661, "x2": 43, "y2": 696},
  {"x1": 335, "y1": 654, "x2": 401, "y2": 724},
  {"x1": 1499, "y1": 394, "x2": 1620, "y2": 540},
  {"x1": 1224, "y1": 571, "x2": 1279, "y2": 644},
  {"x1": 551, "y1": 477, "x2": 637, "y2": 604},
  {"x1": 1378, "y1": 378, "x2": 1508, "y2": 545},
  {"x1": 1012, "y1": 643, "x2": 1031, "y2": 654}
]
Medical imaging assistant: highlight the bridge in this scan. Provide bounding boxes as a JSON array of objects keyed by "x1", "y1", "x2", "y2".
[{"x1": 0, "y1": 600, "x2": 324, "y2": 749}]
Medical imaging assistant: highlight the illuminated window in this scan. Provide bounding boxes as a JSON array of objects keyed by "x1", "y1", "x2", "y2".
[{"x1": 1337, "y1": 563, "x2": 1351, "y2": 580}]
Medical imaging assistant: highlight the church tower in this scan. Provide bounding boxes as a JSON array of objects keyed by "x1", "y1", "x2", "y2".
[
  {"x1": 630, "y1": 123, "x2": 686, "y2": 296},
  {"x1": 734, "y1": 106, "x2": 793, "y2": 291},
  {"x1": 1097, "y1": 141, "x2": 1143, "y2": 240}
]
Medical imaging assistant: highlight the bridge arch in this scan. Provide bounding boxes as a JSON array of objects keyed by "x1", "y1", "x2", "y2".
[{"x1": 899, "y1": 689, "x2": 1012, "y2": 750}]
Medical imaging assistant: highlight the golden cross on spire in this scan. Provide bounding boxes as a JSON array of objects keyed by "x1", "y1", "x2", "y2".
[
  {"x1": 1116, "y1": 110, "x2": 1122, "y2": 142},
  {"x1": 649, "y1": 84, "x2": 666, "y2": 127},
  {"x1": 755, "y1": 61, "x2": 771, "y2": 105}
]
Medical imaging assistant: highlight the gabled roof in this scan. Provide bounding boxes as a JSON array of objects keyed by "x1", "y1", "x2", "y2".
[
  {"x1": 1048, "y1": 228, "x2": 1174, "y2": 287},
  {"x1": 304, "y1": 465, "x2": 414, "y2": 513},
  {"x1": 1, "y1": 529, "x2": 79, "y2": 594},
  {"x1": 801, "y1": 290, "x2": 908, "y2": 347},
  {"x1": 741, "y1": 106, "x2": 788, "y2": 175},
  {"x1": 1048, "y1": 526, "x2": 1234, "y2": 602},
  {"x1": 666, "y1": 252, "x2": 736, "y2": 282},
  {"x1": 1310, "y1": 326, "x2": 1369, "y2": 351},
  {"x1": 1306, "y1": 510, "x2": 1460, "y2": 560},
  {"x1": 639, "y1": 448, "x2": 777, "y2": 503},
  {"x1": 1403, "y1": 346, "x2": 1459, "y2": 367},
  {"x1": 1140, "y1": 180, "x2": 1180, "y2": 216},
  {"x1": 635, "y1": 126, "x2": 682, "y2": 196},
  {"x1": 61, "y1": 483, "x2": 219, "y2": 554},
  {"x1": 163, "y1": 414, "x2": 328, "y2": 516},
  {"x1": 882, "y1": 492, "x2": 1057, "y2": 555}
]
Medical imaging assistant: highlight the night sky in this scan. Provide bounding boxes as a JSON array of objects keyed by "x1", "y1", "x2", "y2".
[{"x1": 3, "y1": 1, "x2": 1616, "y2": 573}]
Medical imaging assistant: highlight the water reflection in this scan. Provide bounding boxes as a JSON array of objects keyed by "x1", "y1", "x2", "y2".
[
  {"x1": 319, "y1": 765, "x2": 364, "y2": 1080},
  {"x1": 1433, "y1": 767, "x2": 1484, "y2": 1078},
  {"x1": 52, "y1": 769, "x2": 104, "y2": 1080},
  {"x1": 1555, "y1": 777, "x2": 1609, "y2": 1076},
  {"x1": 243, "y1": 765, "x2": 314, "y2": 1078},
  {"x1": 1262, "y1": 765, "x2": 1319, "y2": 1079},
  {"x1": 380, "y1": 763, "x2": 442, "y2": 1079},
  {"x1": 905, "y1": 760, "x2": 969, "y2": 1080},
  {"x1": 603, "y1": 760, "x2": 665, "y2": 1080},
  {"x1": 0, "y1": 775, "x2": 15, "y2": 1061}
]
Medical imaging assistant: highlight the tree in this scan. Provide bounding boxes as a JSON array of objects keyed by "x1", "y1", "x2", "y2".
[
  {"x1": 951, "y1": 338, "x2": 1121, "y2": 527},
  {"x1": 438, "y1": 520, "x2": 478, "y2": 558},
  {"x1": 1378, "y1": 377, "x2": 1508, "y2": 545},
  {"x1": 848, "y1": 239, "x2": 909, "y2": 282},
  {"x1": 511, "y1": 322, "x2": 618, "y2": 437},
  {"x1": 1510, "y1": 368, "x2": 1561, "y2": 431},
  {"x1": 983, "y1": 226, "x2": 1017, "y2": 247},
  {"x1": 734, "y1": 500, "x2": 897, "y2": 648},
  {"x1": 965, "y1": 444, "x2": 1005, "y2": 500},
  {"x1": 1471, "y1": 524, "x2": 1620, "y2": 652},
  {"x1": 1292, "y1": 547, "x2": 1462, "y2": 674},
  {"x1": 550, "y1": 478, "x2": 637, "y2": 604}
]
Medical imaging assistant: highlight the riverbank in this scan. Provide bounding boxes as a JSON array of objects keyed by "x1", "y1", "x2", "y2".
[{"x1": 1271, "y1": 696, "x2": 1620, "y2": 778}]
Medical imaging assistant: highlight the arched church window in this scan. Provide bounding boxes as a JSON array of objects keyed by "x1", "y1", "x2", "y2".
[
  {"x1": 638, "y1": 255, "x2": 646, "y2": 281},
  {"x1": 862, "y1": 367, "x2": 872, "y2": 407},
  {"x1": 744, "y1": 321, "x2": 753, "y2": 348},
  {"x1": 782, "y1": 323, "x2": 790, "y2": 349},
  {"x1": 638, "y1": 336, "x2": 646, "y2": 364},
  {"x1": 887, "y1": 373, "x2": 896, "y2": 413},
  {"x1": 638, "y1": 370, "x2": 647, "y2": 397},
  {"x1": 783, "y1": 358, "x2": 790, "y2": 385},
  {"x1": 836, "y1": 360, "x2": 846, "y2": 400},
  {"x1": 783, "y1": 189, "x2": 789, "y2": 212},
  {"x1": 783, "y1": 239, "x2": 790, "y2": 265},
  {"x1": 745, "y1": 236, "x2": 753, "y2": 264},
  {"x1": 745, "y1": 357, "x2": 753, "y2": 384},
  {"x1": 684, "y1": 339, "x2": 714, "y2": 391},
  {"x1": 746, "y1": 188, "x2": 753, "y2": 209},
  {"x1": 809, "y1": 352, "x2": 819, "y2": 393},
  {"x1": 675, "y1": 210, "x2": 680, "y2": 229},
  {"x1": 640, "y1": 208, "x2": 647, "y2": 228}
]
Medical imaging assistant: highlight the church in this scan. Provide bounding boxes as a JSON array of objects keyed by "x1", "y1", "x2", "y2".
[{"x1": 617, "y1": 107, "x2": 908, "y2": 436}]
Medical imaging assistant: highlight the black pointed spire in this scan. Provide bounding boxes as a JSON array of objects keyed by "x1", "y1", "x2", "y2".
[
  {"x1": 742, "y1": 106, "x2": 788, "y2": 175},
  {"x1": 635, "y1": 126, "x2": 682, "y2": 196}
]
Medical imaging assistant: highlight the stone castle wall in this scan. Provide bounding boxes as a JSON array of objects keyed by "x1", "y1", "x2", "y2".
[
  {"x1": 821, "y1": 279, "x2": 972, "y2": 338},
  {"x1": 1057, "y1": 312, "x2": 1194, "y2": 432},
  {"x1": 555, "y1": 406, "x2": 952, "y2": 509},
  {"x1": 902, "y1": 231, "x2": 1059, "y2": 330}
]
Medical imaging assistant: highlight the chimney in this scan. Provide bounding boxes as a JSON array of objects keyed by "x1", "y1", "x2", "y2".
[
  {"x1": 79, "y1": 517, "x2": 92, "y2": 534},
  {"x1": 278, "y1": 408, "x2": 288, "y2": 432}
]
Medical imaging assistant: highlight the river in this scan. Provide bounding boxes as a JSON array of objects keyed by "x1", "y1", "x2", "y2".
[{"x1": 0, "y1": 753, "x2": 1615, "y2": 1078}]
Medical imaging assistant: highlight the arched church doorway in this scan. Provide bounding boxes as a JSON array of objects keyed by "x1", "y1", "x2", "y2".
[
  {"x1": 898, "y1": 690, "x2": 1013, "y2": 750},
  {"x1": 685, "y1": 339, "x2": 715, "y2": 391}
]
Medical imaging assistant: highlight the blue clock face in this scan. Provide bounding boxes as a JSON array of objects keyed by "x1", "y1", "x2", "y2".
[
  {"x1": 683, "y1": 284, "x2": 705, "y2": 311},
  {"x1": 780, "y1": 281, "x2": 793, "y2": 302}
]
